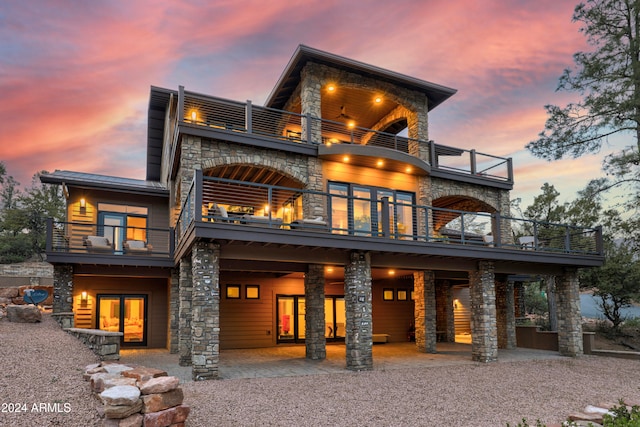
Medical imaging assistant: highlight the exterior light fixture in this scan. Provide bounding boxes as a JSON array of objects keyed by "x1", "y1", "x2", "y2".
[
  {"x1": 80, "y1": 198, "x2": 86, "y2": 208},
  {"x1": 81, "y1": 291, "x2": 88, "y2": 302},
  {"x1": 326, "y1": 267, "x2": 334, "y2": 273},
  {"x1": 405, "y1": 166, "x2": 413, "y2": 173},
  {"x1": 190, "y1": 111, "x2": 197, "y2": 122},
  {"x1": 377, "y1": 160, "x2": 384, "y2": 167},
  {"x1": 347, "y1": 121, "x2": 355, "y2": 128},
  {"x1": 388, "y1": 269, "x2": 396, "y2": 276},
  {"x1": 342, "y1": 156, "x2": 350, "y2": 162},
  {"x1": 374, "y1": 96, "x2": 382, "y2": 104},
  {"x1": 327, "y1": 84, "x2": 336, "y2": 92}
]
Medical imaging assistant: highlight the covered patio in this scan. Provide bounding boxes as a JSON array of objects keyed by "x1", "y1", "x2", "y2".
[{"x1": 120, "y1": 342, "x2": 566, "y2": 383}]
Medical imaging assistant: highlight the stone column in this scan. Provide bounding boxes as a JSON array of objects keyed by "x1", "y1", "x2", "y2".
[
  {"x1": 191, "y1": 241, "x2": 221, "y2": 380},
  {"x1": 414, "y1": 270, "x2": 437, "y2": 353},
  {"x1": 305, "y1": 264, "x2": 326, "y2": 360},
  {"x1": 300, "y1": 64, "x2": 322, "y2": 144},
  {"x1": 344, "y1": 251, "x2": 373, "y2": 371},
  {"x1": 556, "y1": 268, "x2": 583, "y2": 357},
  {"x1": 169, "y1": 268, "x2": 180, "y2": 354},
  {"x1": 445, "y1": 283, "x2": 455, "y2": 342},
  {"x1": 496, "y1": 279, "x2": 516, "y2": 349},
  {"x1": 52, "y1": 264, "x2": 73, "y2": 313},
  {"x1": 469, "y1": 261, "x2": 497, "y2": 362},
  {"x1": 52, "y1": 264, "x2": 74, "y2": 328},
  {"x1": 178, "y1": 258, "x2": 193, "y2": 366}
]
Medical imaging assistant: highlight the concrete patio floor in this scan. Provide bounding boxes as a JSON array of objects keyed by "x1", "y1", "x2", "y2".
[{"x1": 120, "y1": 342, "x2": 566, "y2": 383}]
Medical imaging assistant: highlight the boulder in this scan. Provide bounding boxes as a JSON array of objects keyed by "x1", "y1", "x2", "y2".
[
  {"x1": 0, "y1": 287, "x2": 19, "y2": 298},
  {"x1": 121, "y1": 366, "x2": 167, "y2": 381},
  {"x1": 6, "y1": 304, "x2": 41, "y2": 323},
  {"x1": 103, "y1": 377, "x2": 137, "y2": 389},
  {"x1": 90, "y1": 372, "x2": 122, "y2": 393},
  {"x1": 568, "y1": 412, "x2": 603, "y2": 423},
  {"x1": 142, "y1": 405, "x2": 190, "y2": 427},
  {"x1": 0, "y1": 297, "x2": 12, "y2": 305},
  {"x1": 118, "y1": 413, "x2": 143, "y2": 427},
  {"x1": 103, "y1": 399, "x2": 142, "y2": 420},
  {"x1": 141, "y1": 388, "x2": 184, "y2": 413},
  {"x1": 139, "y1": 376, "x2": 179, "y2": 395},
  {"x1": 100, "y1": 385, "x2": 141, "y2": 406},
  {"x1": 102, "y1": 364, "x2": 134, "y2": 375}
]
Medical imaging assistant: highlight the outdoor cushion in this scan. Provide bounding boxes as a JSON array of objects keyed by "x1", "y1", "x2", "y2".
[{"x1": 85, "y1": 236, "x2": 112, "y2": 250}]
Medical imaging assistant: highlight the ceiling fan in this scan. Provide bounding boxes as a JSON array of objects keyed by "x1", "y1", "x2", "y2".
[{"x1": 336, "y1": 105, "x2": 354, "y2": 120}]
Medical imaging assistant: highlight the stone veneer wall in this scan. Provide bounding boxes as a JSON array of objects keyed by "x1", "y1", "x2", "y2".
[
  {"x1": 469, "y1": 261, "x2": 498, "y2": 362},
  {"x1": 304, "y1": 264, "x2": 326, "y2": 360},
  {"x1": 556, "y1": 268, "x2": 583, "y2": 357},
  {"x1": 190, "y1": 241, "x2": 220, "y2": 380},
  {"x1": 344, "y1": 251, "x2": 373, "y2": 371},
  {"x1": 495, "y1": 280, "x2": 516, "y2": 349},
  {"x1": 65, "y1": 328, "x2": 122, "y2": 360},
  {"x1": 435, "y1": 281, "x2": 455, "y2": 342},
  {"x1": 169, "y1": 268, "x2": 179, "y2": 354},
  {"x1": 178, "y1": 258, "x2": 192, "y2": 367},
  {"x1": 0, "y1": 262, "x2": 53, "y2": 287},
  {"x1": 53, "y1": 264, "x2": 73, "y2": 315},
  {"x1": 414, "y1": 270, "x2": 437, "y2": 353}
]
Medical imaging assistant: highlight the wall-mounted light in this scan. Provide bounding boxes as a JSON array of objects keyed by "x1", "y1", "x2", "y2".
[
  {"x1": 453, "y1": 298, "x2": 459, "y2": 309},
  {"x1": 80, "y1": 198, "x2": 86, "y2": 208},
  {"x1": 81, "y1": 291, "x2": 88, "y2": 302},
  {"x1": 190, "y1": 111, "x2": 197, "y2": 122},
  {"x1": 326, "y1": 84, "x2": 336, "y2": 92}
]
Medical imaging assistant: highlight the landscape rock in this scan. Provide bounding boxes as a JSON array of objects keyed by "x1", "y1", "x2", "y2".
[
  {"x1": 103, "y1": 399, "x2": 142, "y2": 419},
  {"x1": 6, "y1": 304, "x2": 42, "y2": 323},
  {"x1": 100, "y1": 385, "x2": 141, "y2": 406},
  {"x1": 119, "y1": 413, "x2": 143, "y2": 427},
  {"x1": 0, "y1": 287, "x2": 19, "y2": 298},
  {"x1": 90, "y1": 372, "x2": 122, "y2": 393},
  {"x1": 103, "y1": 377, "x2": 137, "y2": 389},
  {"x1": 0, "y1": 297, "x2": 12, "y2": 305},
  {"x1": 142, "y1": 405, "x2": 190, "y2": 427},
  {"x1": 121, "y1": 366, "x2": 167, "y2": 381},
  {"x1": 139, "y1": 376, "x2": 179, "y2": 395},
  {"x1": 102, "y1": 363, "x2": 134, "y2": 375},
  {"x1": 568, "y1": 411, "x2": 603, "y2": 423},
  {"x1": 141, "y1": 388, "x2": 184, "y2": 413}
]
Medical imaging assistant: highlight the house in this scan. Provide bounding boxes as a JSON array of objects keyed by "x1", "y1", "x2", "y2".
[{"x1": 41, "y1": 45, "x2": 604, "y2": 380}]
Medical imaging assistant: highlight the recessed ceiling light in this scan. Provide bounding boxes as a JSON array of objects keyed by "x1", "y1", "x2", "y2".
[
  {"x1": 374, "y1": 96, "x2": 382, "y2": 103},
  {"x1": 343, "y1": 156, "x2": 350, "y2": 162},
  {"x1": 377, "y1": 160, "x2": 384, "y2": 167},
  {"x1": 327, "y1": 84, "x2": 336, "y2": 92}
]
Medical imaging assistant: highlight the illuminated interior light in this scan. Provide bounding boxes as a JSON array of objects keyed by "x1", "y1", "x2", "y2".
[
  {"x1": 326, "y1": 267, "x2": 334, "y2": 273},
  {"x1": 264, "y1": 204, "x2": 270, "y2": 213},
  {"x1": 388, "y1": 270, "x2": 396, "y2": 276},
  {"x1": 190, "y1": 111, "x2": 197, "y2": 122}
]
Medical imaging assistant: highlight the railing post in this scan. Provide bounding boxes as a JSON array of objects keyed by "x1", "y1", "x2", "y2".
[
  {"x1": 178, "y1": 85, "x2": 185, "y2": 123},
  {"x1": 425, "y1": 207, "x2": 431, "y2": 241},
  {"x1": 460, "y1": 213, "x2": 466, "y2": 244},
  {"x1": 507, "y1": 158, "x2": 514, "y2": 183},
  {"x1": 245, "y1": 100, "x2": 252, "y2": 133},
  {"x1": 533, "y1": 222, "x2": 539, "y2": 250},
  {"x1": 194, "y1": 170, "x2": 203, "y2": 222},
  {"x1": 470, "y1": 149, "x2": 477, "y2": 175},
  {"x1": 169, "y1": 228, "x2": 175, "y2": 257},
  {"x1": 380, "y1": 197, "x2": 390, "y2": 238},
  {"x1": 565, "y1": 225, "x2": 571, "y2": 253}
]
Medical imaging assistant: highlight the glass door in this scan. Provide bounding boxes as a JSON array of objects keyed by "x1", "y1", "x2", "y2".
[
  {"x1": 325, "y1": 297, "x2": 346, "y2": 340},
  {"x1": 98, "y1": 212, "x2": 126, "y2": 254},
  {"x1": 277, "y1": 296, "x2": 295, "y2": 342},
  {"x1": 97, "y1": 294, "x2": 147, "y2": 346},
  {"x1": 353, "y1": 187, "x2": 372, "y2": 236}
]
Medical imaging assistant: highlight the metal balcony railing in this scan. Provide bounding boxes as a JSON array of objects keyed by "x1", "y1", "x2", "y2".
[
  {"x1": 45, "y1": 219, "x2": 173, "y2": 258},
  {"x1": 176, "y1": 88, "x2": 513, "y2": 184},
  {"x1": 175, "y1": 173, "x2": 602, "y2": 256}
]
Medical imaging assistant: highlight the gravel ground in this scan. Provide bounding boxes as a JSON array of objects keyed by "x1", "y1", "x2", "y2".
[
  {"x1": 2, "y1": 314, "x2": 639, "y2": 426},
  {"x1": 0, "y1": 313, "x2": 101, "y2": 427}
]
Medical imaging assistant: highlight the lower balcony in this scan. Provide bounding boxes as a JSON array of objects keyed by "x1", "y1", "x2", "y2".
[
  {"x1": 44, "y1": 219, "x2": 174, "y2": 267},
  {"x1": 173, "y1": 172, "x2": 604, "y2": 272}
]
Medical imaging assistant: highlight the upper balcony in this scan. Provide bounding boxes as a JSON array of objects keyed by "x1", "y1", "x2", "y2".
[
  {"x1": 173, "y1": 171, "x2": 603, "y2": 274},
  {"x1": 157, "y1": 87, "x2": 513, "y2": 189}
]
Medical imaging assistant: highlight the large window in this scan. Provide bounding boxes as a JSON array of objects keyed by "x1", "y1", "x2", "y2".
[
  {"x1": 329, "y1": 182, "x2": 414, "y2": 238},
  {"x1": 97, "y1": 204, "x2": 148, "y2": 252}
]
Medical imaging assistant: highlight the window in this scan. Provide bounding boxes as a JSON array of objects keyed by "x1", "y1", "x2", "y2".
[
  {"x1": 97, "y1": 204, "x2": 149, "y2": 253},
  {"x1": 397, "y1": 289, "x2": 408, "y2": 301},
  {"x1": 328, "y1": 182, "x2": 414, "y2": 237},
  {"x1": 226, "y1": 285, "x2": 241, "y2": 299},
  {"x1": 245, "y1": 285, "x2": 260, "y2": 299},
  {"x1": 383, "y1": 289, "x2": 394, "y2": 301}
]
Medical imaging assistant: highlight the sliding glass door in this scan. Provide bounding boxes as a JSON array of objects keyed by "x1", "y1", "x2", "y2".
[
  {"x1": 97, "y1": 294, "x2": 147, "y2": 346},
  {"x1": 276, "y1": 295, "x2": 345, "y2": 343}
]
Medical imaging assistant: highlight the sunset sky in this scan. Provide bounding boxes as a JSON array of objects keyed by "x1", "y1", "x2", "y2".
[{"x1": 0, "y1": 1, "x2": 629, "y2": 208}]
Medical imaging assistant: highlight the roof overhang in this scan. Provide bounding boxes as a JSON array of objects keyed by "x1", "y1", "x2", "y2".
[
  {"x1": 40, "y1": 171, "x2": 168, "y2": 197},
  {"x1": 265, "y1": 45, "x2": 457, "y2": 111}
]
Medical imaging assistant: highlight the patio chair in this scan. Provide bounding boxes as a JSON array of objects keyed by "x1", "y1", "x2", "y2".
[
  {"x1": 84, "y1": 235, "x2": 113, "y2": 252},
  {"x1": 518, "y1": 236, "x2": 535, "y2": 249},
  {"x1": 124, "y1": 240, "x2": 153, "y2": 254}
]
